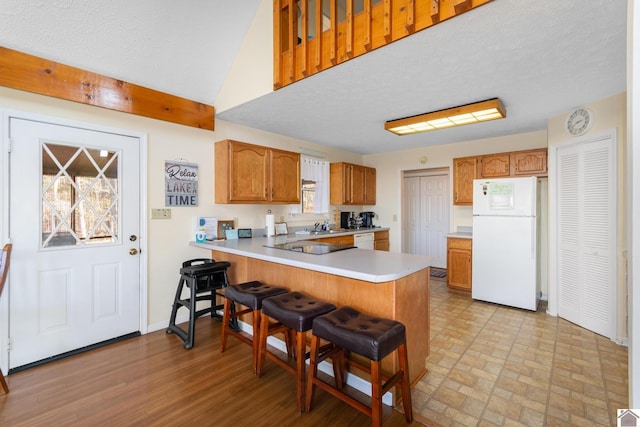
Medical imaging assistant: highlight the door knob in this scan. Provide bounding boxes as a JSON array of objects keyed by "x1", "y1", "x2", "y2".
[{"x1": 129, "y1": 248, "x2": 138, "y2": 255}]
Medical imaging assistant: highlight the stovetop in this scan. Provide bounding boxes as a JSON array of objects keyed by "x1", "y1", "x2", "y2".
[{"x1": 263, "y1": 241, "x2": 356, "y2": 255}]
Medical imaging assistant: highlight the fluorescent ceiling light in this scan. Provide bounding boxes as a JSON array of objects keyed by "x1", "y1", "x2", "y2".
[{"x1": 385, "y1": 98, "x2": 506, "y2": 136}]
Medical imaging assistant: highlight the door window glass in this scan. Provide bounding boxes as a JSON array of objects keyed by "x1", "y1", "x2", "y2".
[{"x1": 41, "y1": 142, "x2": 120, "y2": 248}]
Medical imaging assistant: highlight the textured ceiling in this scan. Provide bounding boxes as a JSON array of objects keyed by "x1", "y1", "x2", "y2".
[{"x1": 0, "y1": 0, "x2": 627, "y2": 155}]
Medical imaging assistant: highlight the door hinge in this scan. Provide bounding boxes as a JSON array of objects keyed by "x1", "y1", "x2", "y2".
[
  {"x1": 7, "y1": 337, "x2": 11, "y2": 351},
  {"x1": 7, "y1": 138, "x2": 12, "y2": 153}
]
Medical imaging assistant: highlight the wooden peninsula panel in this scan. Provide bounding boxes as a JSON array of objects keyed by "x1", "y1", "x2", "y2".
[{"x1": 212, "y1": 250, "x2": 430, "y2": 391}]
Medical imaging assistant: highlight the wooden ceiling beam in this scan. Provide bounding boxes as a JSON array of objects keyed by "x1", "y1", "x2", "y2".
[{"x1": 0, "y1": 45, "x2": 215, "y2": 131}]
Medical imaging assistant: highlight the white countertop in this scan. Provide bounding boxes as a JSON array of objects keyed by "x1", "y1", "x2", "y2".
[
  {"x1": 190, "y1": 233, "x2": 431, "y2": 283},
  {"x1": 446, "y1": 232, "x2": 473, "y2": 239}
]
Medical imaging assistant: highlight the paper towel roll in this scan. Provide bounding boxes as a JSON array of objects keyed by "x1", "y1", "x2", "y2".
[{"x1": 266, "y1": 214, "x2": 275, "y2": 236}]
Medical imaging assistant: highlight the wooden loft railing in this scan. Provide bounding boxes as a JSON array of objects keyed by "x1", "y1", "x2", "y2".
[{"x1": 273, "y1": 0, "x2": 493, "y2": 89}]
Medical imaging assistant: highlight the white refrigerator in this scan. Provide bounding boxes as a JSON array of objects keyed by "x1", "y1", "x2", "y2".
[{"x1": 472, "y1": 176, "x2": 540, "y2": 311}]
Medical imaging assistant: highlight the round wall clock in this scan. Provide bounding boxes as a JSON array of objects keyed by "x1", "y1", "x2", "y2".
[{"x1": 565, "y1": 107, "x2": 594, "y2": 136}]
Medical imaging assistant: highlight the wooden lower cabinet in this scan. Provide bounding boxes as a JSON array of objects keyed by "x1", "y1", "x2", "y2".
[
  {"x1": 309, "y1": 235, "x2": 354, "y2": 246},
  {"x1": 374, "y1": 230, "x2": 389, "y2": 251},
  {"x1": 447, "y1": 237, "x2": 472, "y2": 292}
]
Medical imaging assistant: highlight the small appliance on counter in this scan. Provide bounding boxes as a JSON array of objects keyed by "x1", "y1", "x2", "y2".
[
  {"x1": 359, "y1": 211, "x2": 375, "y2": 228},
  {"x1": 340, "y1": 211, "x2": 353, "y2": 229}
]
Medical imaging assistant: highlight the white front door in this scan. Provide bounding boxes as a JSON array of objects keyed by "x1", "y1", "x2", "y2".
[{"x1": 8, "y1": 116, "x2": 141, "y2": 369}]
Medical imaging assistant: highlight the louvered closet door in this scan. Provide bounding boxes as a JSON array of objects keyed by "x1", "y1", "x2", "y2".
[{"x1": 557, "y1": 135, "x2": 616, "y2": 338}]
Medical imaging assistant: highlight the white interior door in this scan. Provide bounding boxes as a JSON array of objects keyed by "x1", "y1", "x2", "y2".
[
  {"x1": 556, "y1": 134, "x2": 616, "y2": 338},
  {"x1": 403, "y1": 172, "x2": 449, "y2": 268},
  {"x1": 8, "y1": 117, "x2": 141, "y2": 369}
]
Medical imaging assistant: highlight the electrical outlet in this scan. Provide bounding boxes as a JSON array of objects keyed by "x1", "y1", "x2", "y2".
[
  {"x1": 152, "y1": 208, "x2": 171, "y2": 219},
  {"x1": 393, "y1": 214, "x2": 397, "y2": 222}
]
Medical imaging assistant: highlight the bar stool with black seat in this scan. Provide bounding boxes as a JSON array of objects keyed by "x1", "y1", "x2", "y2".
[
  {"x1": 256, "y1": 291, "x2": 337, "y2": 413},
  {"x1": 166, "y1": 258, "x2": 231, "y2": 349},
  {"x1": 305, "y1": 306, "x2": 413, "y2": 427},
  {"x1": 220, "y1": 281, "x2": 288, "y2": 374}
]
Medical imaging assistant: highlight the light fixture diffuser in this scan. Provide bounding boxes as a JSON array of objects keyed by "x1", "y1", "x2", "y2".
[{"x1": 385, "y1": 98, "x2": 506, "y2": 136}]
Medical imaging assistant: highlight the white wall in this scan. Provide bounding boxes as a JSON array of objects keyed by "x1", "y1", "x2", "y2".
[{"x1": 629, "y1": 0, "x2": 639, "y2": 407}]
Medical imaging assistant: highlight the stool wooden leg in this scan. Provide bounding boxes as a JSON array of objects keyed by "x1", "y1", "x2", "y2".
[
  {"x1": 220, "y1": 297, "x2": 232, "y2": 352},
  {"x1": 398, "y1": 343, "x2": 413, "y2": 423},
  {"x1": 371, "y1": 360, "x2": 383, "y2": 427},
  {"x1": 0, "y1": 370, "x2": 8, "y2": 394},
  {"x1": 251, "y1": 309, "x2": 261, "y2": 376},
  {"x1": 295, "y1": 330, "x2": 306, "y2": 413},
  {"x1": 256, "y1": 312, "x2": 270, "y2": 376},
  {"x1": 305, "y1": 334, "x2": 321, "y2": 412}
]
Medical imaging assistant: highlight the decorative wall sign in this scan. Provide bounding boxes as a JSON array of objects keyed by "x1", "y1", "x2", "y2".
[{"x1": 165, "y1": 160, "x2": 198, "y2": 206}]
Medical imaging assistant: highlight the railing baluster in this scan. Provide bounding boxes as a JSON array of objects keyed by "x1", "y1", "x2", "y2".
[
  {"x1": 314, "y1": 0, "x2": 323, "y2": 71},
  {"x1": 287, "y1": 0, "x2": 296, "y2": 82},
  {"x1": 273, "y1": 0, "x2": 282, "y2": 88},
  {"x1": 431, "y1": 0, "x2": 440, "y2": 23},
  {"x1": 364, "y1": 0, "x2": 372, "y2": 51},
  {"x1": 383, "y1": 0, "x2": 392, "y2": 42},
  {"x1": 329, "y1": 0, "x2": 337, "y2": 64},
  {"x1": 300, "y1": 0, "x2": 308, "y2": 76},
  {"x1": 406, "y1": 0, "x2": 415, "y2": 33},
  {"x1": 346, "y1": 1, "x2": 354, "y2": 58}
]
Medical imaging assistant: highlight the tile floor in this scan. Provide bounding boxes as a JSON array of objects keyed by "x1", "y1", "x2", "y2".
[{"x1": 412, "y1": 277, "x2": 628, "y2": 427}]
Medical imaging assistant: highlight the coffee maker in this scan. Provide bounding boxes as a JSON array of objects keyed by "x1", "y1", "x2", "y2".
[
  {"x1": 340, "y1": 211, "x2": 354, "y2": 229},
  {"x1": 360, "y1": 211, "x2": 375, "y2": 228}
]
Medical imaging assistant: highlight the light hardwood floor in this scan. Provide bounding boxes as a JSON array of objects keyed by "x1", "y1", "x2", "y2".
[{"x1": 0, "y1": 316, "x2": 423, "y2": 426}]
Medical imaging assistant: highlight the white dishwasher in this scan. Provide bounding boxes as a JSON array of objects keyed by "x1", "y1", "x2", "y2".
[{"x1": 353, "y1": 232, "x2": 375, "y2": 250}]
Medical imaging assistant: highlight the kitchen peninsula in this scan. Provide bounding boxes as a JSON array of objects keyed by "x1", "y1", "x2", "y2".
[{"x1": 191, "y1": 234, "x2": 432, "y2": 392}]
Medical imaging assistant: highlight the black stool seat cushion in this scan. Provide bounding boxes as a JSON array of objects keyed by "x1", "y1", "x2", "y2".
[
  {"x1": 180, "y1": 261, "x2": 231, "y2": 277},
  {"x1": 225, "y1": 281, "x2": 288, "y2": 310},
  {"x1": 312, "y1": 306, "x2": 406, "y2": 361},
  {"x1": 262, "y1": 292, "x2": 336, "y2": 332}
]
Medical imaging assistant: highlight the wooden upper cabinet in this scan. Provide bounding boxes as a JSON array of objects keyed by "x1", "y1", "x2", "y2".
[
  {"x1": 479, "y1": 153, "x2": 510, "y2": 178},
  {"x1": 215, "y1": 140, "x2": 300, "y2": 204},
  {"x1": 453, "y1": 156, "x2": 478, "y2": 205},
  {"x1": 512, "y1": 149, "x2": 548, "y2": 176},
  {"x1": 270, "y1": 148, "x2": 300, "y2": 203},
  {"x1": 330, "y1": 162, "x2": 376, "y2": 205},
  {"x1": 350, "y1": 164, "x2": 366, "y2": 205},
  {"x1": 364, "y1": 167, "x2": 376, "y2": 205}
]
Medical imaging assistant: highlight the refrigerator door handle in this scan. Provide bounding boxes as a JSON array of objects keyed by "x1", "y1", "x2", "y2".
[{"x1": 531, "y1": 220, "x2": 536, "y2": 259}]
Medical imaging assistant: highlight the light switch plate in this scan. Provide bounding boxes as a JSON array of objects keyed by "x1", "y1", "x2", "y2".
[{"x1": 152, "y1": 208, "x2": 171, "y2": 219}]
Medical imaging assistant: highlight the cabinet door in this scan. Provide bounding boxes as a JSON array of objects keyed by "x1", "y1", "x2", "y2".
[
  {"x1": 350, "y1": 164, "x2": 366, "y2": 205},
  {"x1": 480, "y1": 154, "x2": 510, "y2": 178},
  {"x1": 446, "y1": 238, "x2": 472, "y2": 291},
  {"x1": 513, "y1": 149, "x2": 547, "y2": 176},
  {"x1": 364, "y1": 167, "x2": 376, "y2": 205},
  {"x1": 270, "y1": 149, "x2": 300, "y2": 203},
  {"x1": 229, "y1": 141, "x2": 269, "y2": 202},
  {"x1": 453, "y1": 156, "x2": 478, "y2": 205}
]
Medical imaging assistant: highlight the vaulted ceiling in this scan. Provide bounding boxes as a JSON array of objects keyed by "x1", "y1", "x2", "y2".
[{"x1": 0, "y1": 0, "x2": 627, "y2": 154}]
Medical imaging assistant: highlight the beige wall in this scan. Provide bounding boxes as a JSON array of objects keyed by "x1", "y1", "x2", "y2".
[
  {"x1": 0, "y1": 86, "x2": 360, "y2": 328},
  {"x1": 364, "y1": 130, "x2": 548, "y2": 252},
  {"x1": 0, "y1": 85, "x2": 628, "y2": 341}
]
